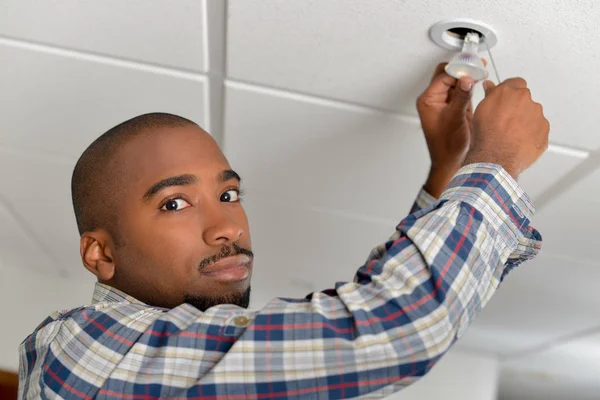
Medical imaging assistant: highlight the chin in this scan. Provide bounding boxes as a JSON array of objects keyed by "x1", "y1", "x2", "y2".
[{"x1": 183, "y1": 286, "x2": 251, "y2": 311}]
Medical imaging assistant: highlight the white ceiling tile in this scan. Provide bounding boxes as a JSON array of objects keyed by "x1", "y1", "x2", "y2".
[
  {"x1": 0, "y1": 0, "x2": 207, "y2": 71},
  {"x1": 223, "y1": 81, "x2": 430, "y2": 222},
  {"x1": 0, "y1": 195, "x2": 54, "y2": 274},
  {"x1": 228, "y1": 0, "x2": 600, "y2": 149},
  {"x1": 518, "y1": 145, "x2": 587, "y2": 201},
  {"x1": 204, "y1": 0, "x2": 228, "y2": 140},
  {"x1": 499, "y1": 375, "x2": 598, "y2": 400},
  {"x1": 531, "y1": 165, "x2": 600, "y2": 264},
  {"x1": 458, "y1": 252, "x2": 600, "y2": 355},
  {"x1": 0, "y1": 43, "x2": 209, "y2": 159},
  {"x1": 499, "y1": 332, "x2": 600, "y2": 400},
  {"x1": 0, "y1": 149, "x2": 84, "y2": 277}
]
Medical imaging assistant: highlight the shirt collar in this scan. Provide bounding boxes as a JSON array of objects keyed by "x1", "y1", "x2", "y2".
[{"x1": 91, "y1": 282, "x2": 147, "y2": 306}]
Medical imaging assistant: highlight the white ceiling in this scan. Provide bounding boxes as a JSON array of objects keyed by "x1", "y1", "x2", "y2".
[{"x1": 1, "y1": 1, "x2": 599, "y2": 398}]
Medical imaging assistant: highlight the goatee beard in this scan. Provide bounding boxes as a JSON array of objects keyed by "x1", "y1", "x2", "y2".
[
  {"x1": 184, "y1": 286, "x2": 251, "y2": 311},
  {"x1": 185, "y1": 243, "x2": 253, "y2": 311}
]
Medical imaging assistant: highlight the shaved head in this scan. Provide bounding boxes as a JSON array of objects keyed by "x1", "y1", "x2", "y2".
[{"x1": 71, "y1": 113, "x2": 196, "y2": 240}]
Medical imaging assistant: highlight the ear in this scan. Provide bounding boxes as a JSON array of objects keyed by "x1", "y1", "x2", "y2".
[{"x1": 80, "y1": 230, "x2": 116, "y2": 281}]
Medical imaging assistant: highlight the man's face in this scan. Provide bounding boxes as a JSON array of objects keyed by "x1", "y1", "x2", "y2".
[{"x1": 105, "y1": 126, "x2": 253, "y2": 310}]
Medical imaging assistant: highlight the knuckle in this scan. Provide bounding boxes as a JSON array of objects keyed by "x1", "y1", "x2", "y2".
[
  {"x1": 510, "y1": 77, "x2": 527, "y2": 87},
  {"x1": 417, "y1": 94, "x2": 438, "y2": 109},
  {"x1": 505, "y1": 77, "x2": 528, "y2": 89},
  {"x1": 416, "y1": 94, "x2": 424, "y2": 107},
  {"x1": 416, "y1": 97, "x2": 427, "y2": 111},
  {"x1": 536, "y1": 102, "x2": 544, "y2": 113}
]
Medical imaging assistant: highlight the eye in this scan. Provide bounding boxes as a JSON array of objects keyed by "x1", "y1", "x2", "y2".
[
  {"x1": 160, "y1": 198, "x2": 191, "y2": 212},
  {"x1": 220, "y1": 189, "x2": 241, "y2": 203}
]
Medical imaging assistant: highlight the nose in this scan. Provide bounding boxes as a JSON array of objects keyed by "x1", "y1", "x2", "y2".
[{"x1": 202, "y1": 203, "x2": 244, "y2": 247}]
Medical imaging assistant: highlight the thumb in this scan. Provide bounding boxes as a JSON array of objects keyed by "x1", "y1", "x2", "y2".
[
  {"x1": 483, "y1": 80, "x2": 497, "y2": 97},
  {"x1": 448, "y1": 76, "x2": 474, "y2": 110}
]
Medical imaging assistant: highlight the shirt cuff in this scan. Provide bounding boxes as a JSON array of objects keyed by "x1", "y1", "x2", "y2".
[{"x1": 439, "y1": 163, "x2": 535, "y2": 251}]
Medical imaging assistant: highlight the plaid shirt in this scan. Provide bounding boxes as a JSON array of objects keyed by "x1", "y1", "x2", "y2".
[{"x1": 19, "y1": 164, "x2": 541, "y2": 399}]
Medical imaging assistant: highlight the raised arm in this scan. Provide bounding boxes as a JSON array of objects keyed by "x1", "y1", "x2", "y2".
[{"x1": 411, "y1": 62, "x2": 480, "y2": 215}]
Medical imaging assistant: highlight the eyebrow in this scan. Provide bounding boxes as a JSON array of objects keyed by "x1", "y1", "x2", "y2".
[
  {"x1": 142, "y1": 170, "x2": 241, "y2": 201},
  {"x1": 143, "y1": 174, "x2": 198, "y2": 201},
  {"x1": 219, "y1": 169, "x2": 242, "y2": 183}
]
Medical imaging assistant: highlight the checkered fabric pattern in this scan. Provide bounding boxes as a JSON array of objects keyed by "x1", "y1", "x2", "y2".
[{"x1": 19, "y1": 163, "x2": 541, "y2": 399}]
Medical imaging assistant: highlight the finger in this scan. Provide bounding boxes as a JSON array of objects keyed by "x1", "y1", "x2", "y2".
[
  {"x1": 448, "y1": 76, "x2": 475, "y2": 111},
  {"x1": 483, "y1": 80, "x2": 496, "y2": 97},
  {"x1": 458, "y1": 76, "x2": 474, "y2": 92},
  {"x1": 430, "y1": 62, "x2": 448, "y2": 83},
  {"x1": 447, "y1": 75, "x2": 474, "y2": 104},
  {"x1": 482, "y1": 58, "x2": 488, "y2": 67},
  {"x1": 466, "y1": 101, "x2": 474, "y2": 123},
  {"x1": 428, "y1": 69, "x2": 458, "y2": 96}
]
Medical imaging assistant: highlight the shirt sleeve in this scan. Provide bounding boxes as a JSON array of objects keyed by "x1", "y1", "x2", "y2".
[{"x1": 30, "y1": 163, "x2": 542, "y2": 399}]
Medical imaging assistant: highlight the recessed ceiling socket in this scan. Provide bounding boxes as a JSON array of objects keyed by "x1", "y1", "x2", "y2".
[{"x1": 429, "y1": 18, "x2": 498, "y2": 51}]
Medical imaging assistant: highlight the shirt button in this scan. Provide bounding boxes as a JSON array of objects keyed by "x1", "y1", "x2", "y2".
[{"x1": 233, "y1": 316, "x2": 250, "y2": 327}]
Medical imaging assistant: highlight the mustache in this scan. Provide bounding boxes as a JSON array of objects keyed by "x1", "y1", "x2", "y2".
[{"x1": 198, "y1": 243, "x2": 254, "y2": 271}]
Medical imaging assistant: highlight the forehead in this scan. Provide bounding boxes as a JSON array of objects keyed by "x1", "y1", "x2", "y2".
[{"x1": 116, "y1": 126, "x2": 230, "y2": 190}]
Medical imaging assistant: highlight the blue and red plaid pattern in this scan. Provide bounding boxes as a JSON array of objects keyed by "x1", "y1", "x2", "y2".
[{"x1": 19, "y1": 163, "x2": 541, "y2": 399}]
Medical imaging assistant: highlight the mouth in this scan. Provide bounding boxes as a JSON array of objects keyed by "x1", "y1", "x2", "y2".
[{"x1": 200, "y1": 254, "x2": 252, "y2": 283}]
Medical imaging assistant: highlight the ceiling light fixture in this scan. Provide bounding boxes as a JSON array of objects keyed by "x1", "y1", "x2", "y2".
[{"x1": 429, "y1": 18, "x2": 501, "y2": 82}]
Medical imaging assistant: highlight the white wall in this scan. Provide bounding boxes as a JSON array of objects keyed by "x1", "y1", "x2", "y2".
[
  {"x1": 386, "y1": 349, "x2": 500, "y2": 400},
  {"x1": 0, "y1": 262, "x2": 95, "y2": 371}
]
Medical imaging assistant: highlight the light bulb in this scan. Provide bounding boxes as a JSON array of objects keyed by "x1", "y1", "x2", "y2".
[{"x1": 445, "y1": 32, "x2": 488, "y2": 81}]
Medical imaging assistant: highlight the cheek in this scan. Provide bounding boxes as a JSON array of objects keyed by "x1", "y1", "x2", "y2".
[
  {"x1": 150, "y1": 218, "x2": 204, "y2": 271},
  {"x1": 120, "y1": 213, "x2": 205, "y2": 281}
]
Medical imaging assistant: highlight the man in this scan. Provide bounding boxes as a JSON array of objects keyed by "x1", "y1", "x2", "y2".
[{"x1": 19, "y1": 63, "x2": 548, "y2": 399}]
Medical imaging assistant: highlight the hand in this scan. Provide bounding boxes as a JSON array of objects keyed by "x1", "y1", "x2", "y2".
[
  {"x1": 465, "y1": 78, "x2": 550, "y2": 180},
  {"x1": 416, "y1": 62, "x2": 484, "y2": 197}
]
